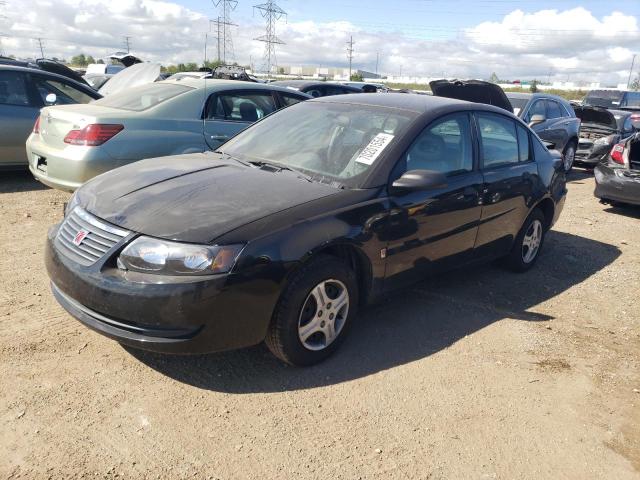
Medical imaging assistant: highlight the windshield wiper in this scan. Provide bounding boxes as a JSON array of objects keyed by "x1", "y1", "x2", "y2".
[
  {"x1": 214, "y1": 150, "x2": 252, "y2": 167},
  {"x1": 248, "y1": 160, "x2": 313, "y2": 183}
]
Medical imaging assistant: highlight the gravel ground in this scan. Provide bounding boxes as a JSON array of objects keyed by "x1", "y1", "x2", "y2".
[{"x1": 1, "y1": 169, "x2": 639, "y2": 479}]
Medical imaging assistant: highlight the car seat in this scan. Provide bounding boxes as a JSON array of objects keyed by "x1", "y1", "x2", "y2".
[{"x1": 239, "y1": 102, "x2": 259, "y2": 122}]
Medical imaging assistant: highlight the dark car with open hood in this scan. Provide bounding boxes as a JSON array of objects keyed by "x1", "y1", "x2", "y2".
[
  {"x1": 46, "y1": 93, "x2": 566, "y2": 366},
  {"x1": 595, "y1": 118, "x2": 640, "y2": 207}
]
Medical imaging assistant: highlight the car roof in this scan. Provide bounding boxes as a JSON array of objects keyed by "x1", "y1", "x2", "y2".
[
  {"x1": 160, "y1": 77, "x2": 310, "y2": 96},
  {"x1": 0, "y1": 64, "x2": 99, "y2": 94},
  {"x1": 270, "y1": 80, "x2": 321, "y2": 88},
  {"x1": 309, "y1": 92, "x2": 509, "y2": 115},
  {"x1": 506, "y1": 91, "x2": 568, "y2": 102}
]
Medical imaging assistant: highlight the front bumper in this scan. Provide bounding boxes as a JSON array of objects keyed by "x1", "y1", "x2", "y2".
[
  {"x1": 594, "y1": 163, "x2": 640, "y2": 206},
  {"x1": 45, "y1": 224, "x2": 277, "y2": 354},
  {"x1": 575, "y1": 143, "x2": 611, "y2": 166}
]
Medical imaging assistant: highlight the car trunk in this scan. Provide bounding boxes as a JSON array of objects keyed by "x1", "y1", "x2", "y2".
[{"x1": 429, "y1": 79, "x2": 513, "y2": 112}]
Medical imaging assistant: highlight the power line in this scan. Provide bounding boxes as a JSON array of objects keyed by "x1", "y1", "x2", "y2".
[
  {"x1": 346, "y1": 35, "x2": 354, "y2": 79},
  {"x1": 35, "y1": 37, "x2": 45, "y2": 58},
  {"x1": 123, "y1": 36, "x2": 132, "y2": 53},
  {"x1": 253, "y1": 0, "x2": 286, "y2": 77},
  {"x1": 212, "y1": 0, "x2": 237, "y2": 64}
]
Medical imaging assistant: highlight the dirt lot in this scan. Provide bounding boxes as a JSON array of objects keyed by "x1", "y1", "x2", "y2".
[{"x1": 1, "y1": 169, "x2": 639, "y2": 479}]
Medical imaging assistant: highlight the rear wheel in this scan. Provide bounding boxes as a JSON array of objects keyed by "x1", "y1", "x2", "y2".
[
  {"x1": 265, "y1": 255, "x2": 358, "y2": 366},
  {"x1": 563, "y1": 141, "x2": 577, "y2": 173},
  {"x1": 504, "y1": 209, "x2": 547, "y2": 272}
]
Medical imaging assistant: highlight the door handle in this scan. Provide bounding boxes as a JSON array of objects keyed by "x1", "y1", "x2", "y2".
[{"x1": 210, "y1": 135, "x2": 229, "y2": 141}]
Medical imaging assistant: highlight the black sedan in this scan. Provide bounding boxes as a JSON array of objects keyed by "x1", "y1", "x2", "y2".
[
  {"x1": 46, "y1": 94, "x2": 567, "y2": 366},
  {"x1": 270, "y1": 80, "x2": 362, "y2": 98}
]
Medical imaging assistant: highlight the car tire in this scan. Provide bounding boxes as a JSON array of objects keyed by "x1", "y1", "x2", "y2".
[
  {"x1": 504, "y1": 208, "x2": 547, "y2": 273},
  {"x1": 265, "y1": 255, "x2": 359, "y2": 366},
  {"x1": 563, "y1": 141, "x2": 577, "y2": 173}
]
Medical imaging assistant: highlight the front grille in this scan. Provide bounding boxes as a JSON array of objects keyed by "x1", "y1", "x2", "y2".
[{"x1": 56, "y1": 207, "x2": 130, "y2": 266}]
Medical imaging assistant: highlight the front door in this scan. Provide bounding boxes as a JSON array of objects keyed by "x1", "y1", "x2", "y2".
[{"x1": 383, "y1": 112, "x2": 483, "y2": 287}]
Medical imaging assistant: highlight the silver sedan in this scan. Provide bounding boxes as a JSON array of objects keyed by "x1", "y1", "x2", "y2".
[{"x1": 26, "y1": 78, "x2": 309, "y2": 191}]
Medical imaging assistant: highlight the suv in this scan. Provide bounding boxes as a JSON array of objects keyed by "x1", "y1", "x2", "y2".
[{"x1": 583, "y1": 90, "x2": 640, "y2": 110}]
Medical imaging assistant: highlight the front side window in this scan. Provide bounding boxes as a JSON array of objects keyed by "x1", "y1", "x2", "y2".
[
  {"x1": 546, "y1": 100, "x2": 563, "y2": 119},
  {"x1": 220, "y1": 101, "x2": 416, "y2": 185},
  {"x1": 33, "y1": 78, "x2": 94, "y2": 105},
  {"x1": 0, "y1": 71, "x2": 30, "y2": 106},
  {"x1": 477, "y1": 113, "x2": 520, "y2": 168},
  {"x1": 525, "y1": 100, "x2": 546, "y2": 122},
  {"x1": 207, "y1": 92, "x2": 277, "y2": 122},
  {"x1": 402, "y1": 113, "x2": 473, "y2": 175}
]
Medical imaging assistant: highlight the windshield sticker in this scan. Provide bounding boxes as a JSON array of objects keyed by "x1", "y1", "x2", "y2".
[
  {"x1": 513, "y1": 108, "x2": 521, "y2": 115},
  {"x1": 355, "y1": 133, "x2": 395, "y2": 165}
]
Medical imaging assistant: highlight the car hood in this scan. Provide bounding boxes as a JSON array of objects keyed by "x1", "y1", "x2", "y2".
[
  {"x1": 429, "y1": 79, "x2": 513, "y2": 112},
  {"x1": 573, "y1": 106, "x2": 617, "y2": 130},
  {"x1": 109, "y1": 52, "x2": 143, "y2": 68},
  {"x1": 78, "y1": 153, "x2": 341, "y2": 244},
  {"x1": 98, "y1": 62, "x2": 161, "y2": 96}
]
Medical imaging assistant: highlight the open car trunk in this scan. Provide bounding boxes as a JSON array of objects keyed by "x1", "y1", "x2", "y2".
[
  {"x1": 429, "y1": 79, "x2": 513, "y2": 112},
  {"x1": 98, "y1": 62, "x2": 161, "y2": 96}
]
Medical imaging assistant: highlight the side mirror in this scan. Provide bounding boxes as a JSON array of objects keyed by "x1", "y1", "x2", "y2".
[
  {"x1": 390, "y1": 170, "x2": 447, "y2": 195},
  {"x1": 45, "y1": 93, "x2": 57, "y2": 105},
  {"x1": 529, "y1": 114, "x2": 546, "y2": 127},
  {"x1": 542, "y1": 140, "x2": 557, "y2": 151}
]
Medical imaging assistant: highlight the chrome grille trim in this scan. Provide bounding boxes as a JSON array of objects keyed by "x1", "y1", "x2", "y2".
[{"x1": 55, "y1": 207, "x2": 130, "y2": 266}]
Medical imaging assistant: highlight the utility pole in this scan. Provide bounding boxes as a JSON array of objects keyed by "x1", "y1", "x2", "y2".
[
  {"x1": 346, "y1": 35, "x2": 354, "y2": 80},
  {"x1": 212, "y1": 0, "x2": 237, "y2": 64},
  {"x1": 253, "y1": 0, "x2": 286, "y2": 78},
  {"x1": 627, "y1": 54, "x2": 637, "y2": 90},
  {"x1": 375, "y1": 51, "x2": 380, "y2": 75},
  {"x1": 123, "y1": 36, "x2": 132, "y2": 53},
  {"x1": 36, "y1": 37, "x2": 45, "y2": 58}
]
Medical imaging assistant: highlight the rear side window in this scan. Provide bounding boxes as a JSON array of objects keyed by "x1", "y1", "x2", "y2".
[
  {"x1": 33, "y1": 77, "x2": 94, "y2": 105},
  {"x1": 0, "y1": 71, "x2": 31, "y2": 106},
  {"x1": 93, "y1": 83, "x2": 192, "y2": 111},
  {"x1": 546, "y1": 100, "x2": 563, "y2": 119},
  {"x1": 477, "y1": 113, "x2": 519, "y2": 168},
  {"x1": 207, "y1": 92, "x2": 277, "y2": 122},
  {"x1": 516, "y1": 125, "x2": 531, "y2": 162}
]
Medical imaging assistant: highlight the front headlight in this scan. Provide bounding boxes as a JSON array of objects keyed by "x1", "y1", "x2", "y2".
[
  {"x1": 594, "y1": 134, "x2": 617, "y2": 147},
  {"x1": 118, "y1": 236, "x2": 244, "y2": 276}
]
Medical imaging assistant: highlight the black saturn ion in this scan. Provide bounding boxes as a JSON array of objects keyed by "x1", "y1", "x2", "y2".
[{"x1": 46, "y1": 93, "x2": 567, "y2": 366}]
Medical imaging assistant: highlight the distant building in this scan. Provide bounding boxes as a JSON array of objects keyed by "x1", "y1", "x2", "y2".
[{"x1": 273, "y1": 65, "x2": 381, "y2": 80}]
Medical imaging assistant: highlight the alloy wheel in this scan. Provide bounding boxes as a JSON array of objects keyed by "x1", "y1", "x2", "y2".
[
  {"x1": 298, "y1": 279, "x2": 349, "y2": 351},
  {"x1": 522, "y1": 219, "x2": 543, "y2": 264},
  {"x1": 564, "y1": 145, "x2": 575, "y2": 172}
]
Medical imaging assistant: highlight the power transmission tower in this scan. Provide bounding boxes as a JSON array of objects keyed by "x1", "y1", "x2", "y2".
[
  {"x1": 253, "y1": 0, "x2": 286, "y2": 77},
  {"x1": 346, "y1": 36, "x2": 354, "y2": 80},
  {"x1": 212, "y1": 0, "x2": 237, "y2": 64},
  {"x1": 36, "y1": 37, "x2": 45, "y2": 58},
  {"x1": 123, "y1": 36, "x2": 132, "y2": 53}
]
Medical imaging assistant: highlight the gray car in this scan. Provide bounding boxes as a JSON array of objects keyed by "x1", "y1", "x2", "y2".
[
  {"x1": 506, "y1": 92, "x2": 580, "y2": 172},
  {"x1": 26, "y1": 78, "x2": 310, "y2": 191},
  {"x1": 0, "y1": 65, "x2": 100, "y2": 168}
]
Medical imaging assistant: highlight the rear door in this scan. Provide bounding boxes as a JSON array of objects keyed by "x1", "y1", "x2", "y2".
[
  {"x1": 473, "y1": 112, "x2": 538, "y2": 256},
  {"x1": 0, "y1": 70, "x2": 41, "y2": 166},
  {"x1": 203, "y1": 89, "x2": 278, "y2": 149},
  {"x1": 383, "y1": 112, "x2": 484, "y2": 286}
]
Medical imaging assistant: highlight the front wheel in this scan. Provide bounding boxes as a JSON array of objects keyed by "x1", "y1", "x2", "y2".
[
  {"x1": 563, "y1": 141, "x2": 576, "y2": 173},
  {"x1": 265, "y1": 255, "x2": 358, "y2": 366},
  {"x1": 504, "y1": 209, "x2": 547, "y2": 272}
]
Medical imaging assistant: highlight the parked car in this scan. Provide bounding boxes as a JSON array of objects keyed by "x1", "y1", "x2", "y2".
[
  {"x1": 594, "y1": 125, "x2": 640, "y2": 207},
  {"x1": 504, "y1": 92, "x2": 580, "y2": 172},
  {"x1": 573, "y1": 106, "x2": 638, "y2": 167},
  {"x1": 45, "y1": 93, "x2": 566, "y2": 366},
  {"x1": 582, "y1": 89, "x2": 640, "y2": 110},
  {"x1": 271, "y1": 80, "x2": 362, "y2": 97},
  {"x1": 26, "y1": 79, "x2": 310, "y2": 191},
  {"x1": 0, "y1": 65, "x2": 100, "y2": 169},
  {"x1": 0, "y1": 57, "x2": 90, "y2": 86},
  {"x1": 335, "y1": 81, "x2": 389, "y2": 93}
]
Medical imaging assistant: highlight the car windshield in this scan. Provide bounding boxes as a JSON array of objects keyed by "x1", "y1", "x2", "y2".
[
  {"x1": 506, "y1": 96, "x2": 529, "y2": 115},
  {"x1": 583, "y1": 91, "x2": 624, "y2": 108},
  {"x1": 219, "y1": 101, "x2": 417, "y2": 187},
  {"x1": 93, "y1": 83, "x2": 193, "y2": 111}
]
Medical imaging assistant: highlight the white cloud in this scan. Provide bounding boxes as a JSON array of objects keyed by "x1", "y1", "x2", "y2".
[{"x1": 1, "y1": 0, "x2": 639, "y2": 85}]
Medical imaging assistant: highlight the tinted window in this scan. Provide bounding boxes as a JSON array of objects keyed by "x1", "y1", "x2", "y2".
[
  {"x1": 584, "y1": 90, "x2": 624, "y2": 108},
  {"x1": 281, "y1": 93, "x2": 304, "y2": 106},
  {"x1": 208, "y1": 92, "x2": 277, "y2": 121},
  {"x1": 622, "y1": 92, "x2": 640, "y2": 108},
  {"x1": 516, "y1": 124, "x2": 531, "y2": 162},
  {"x1": 0, "y1": 71, "x2": 31, "y2": 106},
  {"x1": 546, "y1": 100, "x2": 563, "y2": 119},
  {"x1": 325, "y1": 86, "x2": 349, "y2": 96},
  {"x1": 623, "y1": 116, "x2": 633, "y2": 133},
  {"x1": 404, "y1": 113, "x2": 473, "y2": 175},
  {"x1": 94, "y1": 83, "x2": 192, "y2": 111},
  {"x1": 305, "y1": 88, "x2": 323, "y2": 98},
  {"x1": 477, "y1": 113, "x2": 519, "y2": 167},
  {"x1": 33, "y1": 77, "x2": 94, "y2": 105},
  {"x1": 526, "y1": 100, "x2": 546, "y2": 122}
]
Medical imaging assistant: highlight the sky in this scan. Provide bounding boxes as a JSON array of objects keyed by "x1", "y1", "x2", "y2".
[{"x1": 1, "y1": 0, "x2": 640, "y2": 85}]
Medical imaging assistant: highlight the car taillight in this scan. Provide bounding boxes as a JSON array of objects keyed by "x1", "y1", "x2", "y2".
[
  {"x1": 63, "y1": 124, "x2": 124, "y2": 146},
  {"x1": 610, "y1": 143, "x2": 625, "y2": 165},
  {"x1": 33, "y1": 115, "x2": 41, "y2": 133}
]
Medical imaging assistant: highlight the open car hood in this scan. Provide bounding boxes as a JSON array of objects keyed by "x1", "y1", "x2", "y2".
[
  {"x1": 98, "y1": 62, "x2": 161, "y2": 96},
  {"x1": 573, "y1": 106, "x2": 617, "y2": 130},
  {"x1": 429, "y1": 79, "x2": 513, "y2": 112},
  {"x1": 35, "y1": 59, "x2": 89, "y2": 85},
  {"x1": 109, "y1": 52, "x2": 142, "y2": 68}
]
